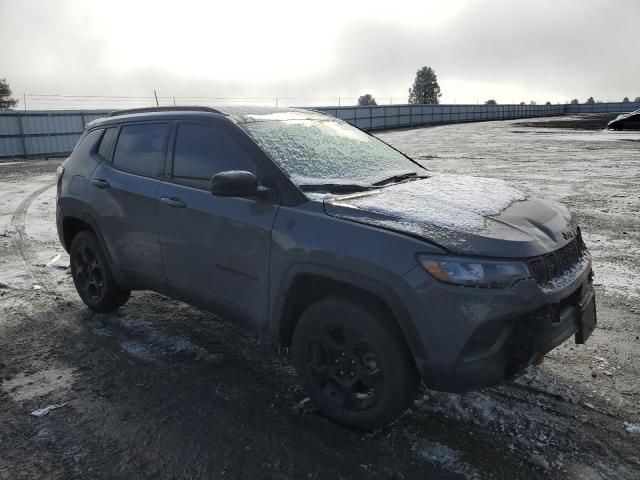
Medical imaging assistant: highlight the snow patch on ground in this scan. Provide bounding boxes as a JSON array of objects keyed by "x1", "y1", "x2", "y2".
[
  {"x1": 591, "y1": 262, "x2": 640, "y2": 299},
  {"x1": 94, "y1": 312, "x2": 223, "y2": 365},
  {"x1": 1, "y1": 366, "x2": 75, "y2": 402},
  {"x1": 120, "y1": 340, "x2": 156, "y2": 362},
  {"x1": 23, "y1": 185, "x2": 57, "y2": 241},
  {"x1": 413, "y1": 369, "x2": 584, "y2": 473},
  {"x1": 413, "y1": 440, "x2": 480, "y2": 479}
]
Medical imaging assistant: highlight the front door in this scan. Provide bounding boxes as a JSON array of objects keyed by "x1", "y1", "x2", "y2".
[{"x1": 156, "y1": 120, "x2": 278, "y2": 324}]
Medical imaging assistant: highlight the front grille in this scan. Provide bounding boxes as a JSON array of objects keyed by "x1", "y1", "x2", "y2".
[{"x1": 527, "y1": 230, "x2": 586, "y2": 284}]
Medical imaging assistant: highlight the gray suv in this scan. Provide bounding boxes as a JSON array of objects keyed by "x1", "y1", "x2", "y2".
[{"x1": 56, "y1": 106, "x2": 596, "y2": 430}]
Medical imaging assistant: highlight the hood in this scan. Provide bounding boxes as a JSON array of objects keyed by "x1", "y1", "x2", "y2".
[{"x1": 323, "y1": 175, "x2": 575, "y2": 258}]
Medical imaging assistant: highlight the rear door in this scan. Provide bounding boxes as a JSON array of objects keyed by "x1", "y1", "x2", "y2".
[
  {"x1": 86, "y1": 122, "x2": 170, "y2": 290},
  {"x1": 156, "y1": 119, "x2": 279, "y2": 324}
]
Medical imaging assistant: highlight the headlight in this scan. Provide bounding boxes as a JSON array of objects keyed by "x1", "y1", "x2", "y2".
[{"x1": 418, "y1": 254, "x2": 530, "y2": 288}]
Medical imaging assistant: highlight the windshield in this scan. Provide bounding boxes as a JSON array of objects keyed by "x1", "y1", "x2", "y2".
[{"x1": 238, "y1": 112, "x2": 424, "y2": 187}]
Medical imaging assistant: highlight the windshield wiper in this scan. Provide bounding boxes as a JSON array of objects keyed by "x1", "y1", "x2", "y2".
[
  {"x1": 299, "y1": 183, "x2": 375, "y2": 194},
  {"x1": 372, "y1": 171, "x2": 426, "y2": 186}
]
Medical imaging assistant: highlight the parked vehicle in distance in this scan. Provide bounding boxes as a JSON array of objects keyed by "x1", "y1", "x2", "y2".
[
  {"x1": 56, "y1": 106, "x2": 597, "y2": 430},
  {"x1": 608, "y1": 108, "x2": 640, "y2": 130}
]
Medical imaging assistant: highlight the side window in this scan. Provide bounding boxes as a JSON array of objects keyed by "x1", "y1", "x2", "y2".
[
  {"x1": 70, "y1": 129, "x2": 103, "y2": 159},
  {"x1": 97, "y1": 127, "x2": 117, "y2": 161},
  {"x1": 172, "y1": 123, "x2": 256, "y2": 187},
  {"x1": 112, "y1": 123, "x2": 170, "y2": 176}
]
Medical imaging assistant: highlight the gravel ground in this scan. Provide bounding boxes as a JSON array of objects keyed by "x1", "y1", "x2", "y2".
[{"x1": 1, "y1": 115, "x2": 639, "y2": 480}]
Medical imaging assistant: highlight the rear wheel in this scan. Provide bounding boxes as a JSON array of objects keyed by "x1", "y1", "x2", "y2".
[
  {"x1": 70, "y1": 231, "x2": 130, "y2": 312},
  {"x1": 292, "y1": 296, "x2": 419, "y2": 430}
]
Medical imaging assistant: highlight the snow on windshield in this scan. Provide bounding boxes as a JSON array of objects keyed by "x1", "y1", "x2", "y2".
[
  {"x1": 335, "y1": 175, "x2": 527, "y2": 231},
  {"x1": 239, "y1": 114, "x2": 421, "y2": 186}
]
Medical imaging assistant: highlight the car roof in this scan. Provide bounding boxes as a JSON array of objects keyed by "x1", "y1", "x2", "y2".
[{"x1": 86, "y1": 106, "x2": 326, "y2": 129}]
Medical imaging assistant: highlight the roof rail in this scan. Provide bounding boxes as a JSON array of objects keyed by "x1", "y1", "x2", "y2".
[{"x1": 108, "y1": 106, "x2": 223, "y2": 117}]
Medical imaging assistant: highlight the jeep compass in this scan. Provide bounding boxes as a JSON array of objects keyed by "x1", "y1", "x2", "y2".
[{"x1": 56, "y1": 106, "x2": 596, "y2": 429}]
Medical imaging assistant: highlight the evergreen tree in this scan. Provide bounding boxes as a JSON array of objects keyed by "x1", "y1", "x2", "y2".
[
  {"x1": 357, "y1": 94, "x2": 377, "y2": 106},
  {"x1": 0, "y1": 78, "x2": 18, "y2": 109},
  {"x1": 485, "y1": 99, "x2": 497, "y2": 105},
  {"x1": 570, "y1": 99, "x2": 579, "y2": 104},
  {"x1": 408, "y1": 67, "x2": 441, "y2": 104},
  {"x1": 586, "y1": 97, "x2": 595, "y2": 104}
]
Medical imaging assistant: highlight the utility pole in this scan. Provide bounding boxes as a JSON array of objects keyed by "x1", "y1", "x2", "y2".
[
  {"x1": 172, "y1": 96, "x2": 176, "y2": 106},
  {"x1": 153, "y1": 90, "x2": 159, "y2": 106}
]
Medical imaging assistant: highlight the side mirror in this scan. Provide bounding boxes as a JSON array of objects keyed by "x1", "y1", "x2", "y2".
[{"x1": 210, "y1": 170, "x2": 260, "y2": 197}]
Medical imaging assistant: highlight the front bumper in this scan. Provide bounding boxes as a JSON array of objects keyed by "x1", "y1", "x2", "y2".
[
  {"x1": 402, "y1": 254, "x2": 595, "y2": 393},
  {"x1": 448, "y1": 278, "x2": 595, "y2": 392}
]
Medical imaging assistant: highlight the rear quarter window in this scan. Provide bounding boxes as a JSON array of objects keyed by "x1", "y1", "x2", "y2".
[
  {"x1": 112, "y1": 123, "x2": 170, "y2": 177},
  {"x1": 97, "y1": 127, "x2": 118, "y2": 161},
  {"x1": 71, "y1": 129, "x2": 103, "y2": 159}
]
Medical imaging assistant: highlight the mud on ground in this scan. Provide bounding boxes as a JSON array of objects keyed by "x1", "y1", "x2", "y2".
[
  {"x1": 512, "y1": 113, "x2": 618, "y2": 130},
  {"x1": 1, "y1": 116, "x2": 639, "y2": 479}
]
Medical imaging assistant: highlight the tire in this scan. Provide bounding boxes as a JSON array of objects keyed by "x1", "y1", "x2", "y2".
[
  {"x1": 70, "y1": 231, "x2": 131, "y2": 312},
  {"x1": 292, "y1": 296, "x2": 419, "y2": 430}
]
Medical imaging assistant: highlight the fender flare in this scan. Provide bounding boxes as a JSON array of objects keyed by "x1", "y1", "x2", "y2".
[
  {"x1": 58, "y1": 202, "x2": 122, "y2": 280},
  {"x1": 270, "y1": 262, "x2": 427, "y2": 365}
]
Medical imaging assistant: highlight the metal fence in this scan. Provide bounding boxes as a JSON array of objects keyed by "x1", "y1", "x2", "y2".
[
  {"x1": 1, "y1": 102, "x2": 638, "y2": 158},
  {"x1": 0, "y1": 110, "x2": 107, "y2": 158},
  {"x1": 564, "y1": 102, "x2": 639, "y2": 114},
  {"x1": 315, "y1": 103, "x2": 567, "y2": 131}
]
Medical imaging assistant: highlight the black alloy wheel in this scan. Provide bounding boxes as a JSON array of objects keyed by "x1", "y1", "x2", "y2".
[
  {"x1": 307, "y1": 323, "x2": 384, "y2": 412},
  {"x1": 70, "y1": 231, "x2": 130, "y2": 312},
  {"x1": 73, "y1": 244, "x2": 105, "y2": 301},
  {"x1": 292, "y1": 296, "x2": 419, "y2": 430}
]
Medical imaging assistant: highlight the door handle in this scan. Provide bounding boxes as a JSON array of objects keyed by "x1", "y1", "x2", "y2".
[
  {"x1": 91, "y1": 179, "x2": 110, "y2": 189},
  {"x1": 160, "y1": 197, "x2": 186, "y2": 208}
]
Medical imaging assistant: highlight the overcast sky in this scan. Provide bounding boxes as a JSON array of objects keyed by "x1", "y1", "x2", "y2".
[{"x1": 1, "y1": 0, "x2": 638, "y2": 108}]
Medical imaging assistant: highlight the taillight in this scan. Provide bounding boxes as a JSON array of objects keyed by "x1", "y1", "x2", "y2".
[{"x1": 56, "y1": 165, "x2": 65, "y2": 199}]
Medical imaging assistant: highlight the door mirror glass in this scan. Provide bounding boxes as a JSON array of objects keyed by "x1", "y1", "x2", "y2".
[{"x1": 210, "y1": 170, "x2": 259, "y2": 197}]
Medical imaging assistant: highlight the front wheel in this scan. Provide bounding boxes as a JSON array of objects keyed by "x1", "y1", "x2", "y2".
[
  {"x1": 292, "y1": 296, "x2": 419, "y2": 430},
  {"x1": 70, "y1": 231, "x2": 130, "y2": 312}
]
